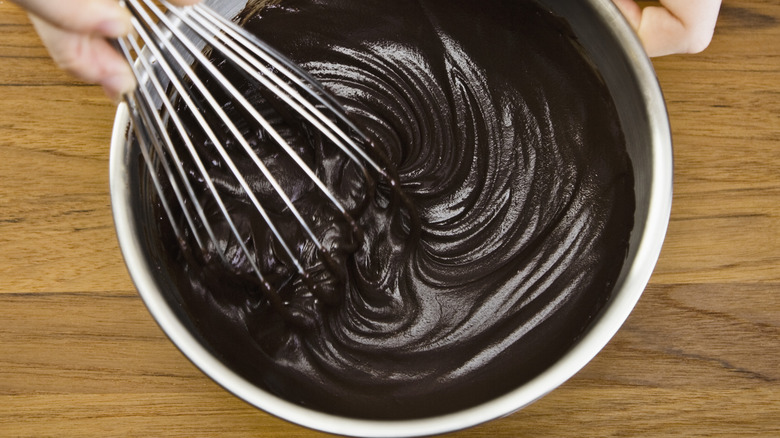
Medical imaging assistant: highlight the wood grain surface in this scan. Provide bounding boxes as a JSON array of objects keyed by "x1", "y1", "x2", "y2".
[{"x1": 1, "y1": 1, "x2": 778, "y2": 436}]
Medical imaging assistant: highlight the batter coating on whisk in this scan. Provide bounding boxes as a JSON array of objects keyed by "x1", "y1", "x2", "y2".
[{"x1": 158, "y1": 0, "x2": 634, "y2": 419}]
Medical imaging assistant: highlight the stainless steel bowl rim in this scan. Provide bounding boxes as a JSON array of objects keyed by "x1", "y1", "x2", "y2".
[{"x1": 109, "y1": 0, "x2": 672, "y2": 436}]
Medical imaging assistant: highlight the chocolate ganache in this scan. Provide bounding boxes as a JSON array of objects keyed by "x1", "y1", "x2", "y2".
[{"x1": 154, "y1": 0, "x2": 635, "y2": 419}]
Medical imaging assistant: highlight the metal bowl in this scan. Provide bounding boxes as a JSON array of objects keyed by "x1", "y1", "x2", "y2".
[{"x1": 110, "y1": 0, "x2": 672, "y2": 436}]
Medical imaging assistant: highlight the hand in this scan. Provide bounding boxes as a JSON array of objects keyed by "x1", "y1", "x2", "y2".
[
  {"x1": 11, "y1": 0, "x2": 201, "y2": 100},
  {"x1": 613, "y1": 0, "x2": 722, "y2": 57}
]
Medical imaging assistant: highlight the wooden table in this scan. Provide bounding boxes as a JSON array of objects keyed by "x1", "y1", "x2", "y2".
[{"x1": 1, "y1": 1, "x2": 777, "y2": 436}]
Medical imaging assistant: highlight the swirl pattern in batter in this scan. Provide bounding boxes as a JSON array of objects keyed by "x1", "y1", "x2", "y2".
[{"x1": 157, "y1": 0, "x2": 635, "y2": 419}]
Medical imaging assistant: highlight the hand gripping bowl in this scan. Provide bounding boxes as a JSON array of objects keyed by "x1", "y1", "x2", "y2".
[{"x1": 110, "y1": 0, "x2": 672, "y2": 436}]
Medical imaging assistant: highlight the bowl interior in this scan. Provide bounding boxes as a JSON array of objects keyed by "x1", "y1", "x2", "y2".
[{"x1": 110, "y1": 0, "x2": 671, "y2": 436}]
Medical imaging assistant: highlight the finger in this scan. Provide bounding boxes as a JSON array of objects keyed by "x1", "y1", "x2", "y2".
[
  {"x1": 635, "y1": 7, "x2": 688, "y2": 57},
  {"x1": 612, "y1": 0, "x2": 641, "y2": 30},
  {"x1": 622, "y1": 0, "x2": 721, "y2": 57},
  {"x1": 30, "y1": 14, "x2": 136, "y2": 99},
  {"x1": 658, "y1": 0, "x2": 721, "y2": 54},
  {"x1": 13, "y1": 0, "x2": 132, "y2": 37}
]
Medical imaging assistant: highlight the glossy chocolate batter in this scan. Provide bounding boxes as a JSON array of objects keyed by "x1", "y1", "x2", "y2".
[{"x1": 156, "y1": 0, "x2": 634, "y2": 419}]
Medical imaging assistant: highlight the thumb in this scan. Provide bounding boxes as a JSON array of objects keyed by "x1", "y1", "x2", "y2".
[
  {"x1": 30, "y1": 14, "x2": 136, "y2": 99},
  {"x1": 12, "y1": 0, "x2": 132, "y2": 37}
]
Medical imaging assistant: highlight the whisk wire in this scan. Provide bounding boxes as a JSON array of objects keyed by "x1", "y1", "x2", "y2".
[
  {"x1": 185, "y1": 3, "x2": 386, "y2": 177},
  {"x1": 119, "y1": 0, "x2": 300, "y2": 314},
  {"x1": 148, "y1": 0, "x2": 350, "y2": 257},
  {"x1": 129, "y1": 0, "x2": 309, "y2": 268},
  {"x1": 117, "y1": 0, "x2": 390, "y2": 322},
  {"x1": 120, "y1": 33, "x2": 224, "y2": 256},
  {"x1": 139, "y1": 0, "x2": 366, "y2": 280},
  {"x1": 126, "y1": 93, "x2": 190, "y2": 243},
  {"x1": 172, "y1": 4, "x2": 368, "y2": 216},
  {"x1": 123, "y1": 13, "x2": 276, "y2": 287}
]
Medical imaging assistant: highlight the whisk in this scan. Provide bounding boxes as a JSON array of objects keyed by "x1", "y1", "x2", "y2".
[{"x1": 116, "y1": 0, "x2": 392, "y2": 325}]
